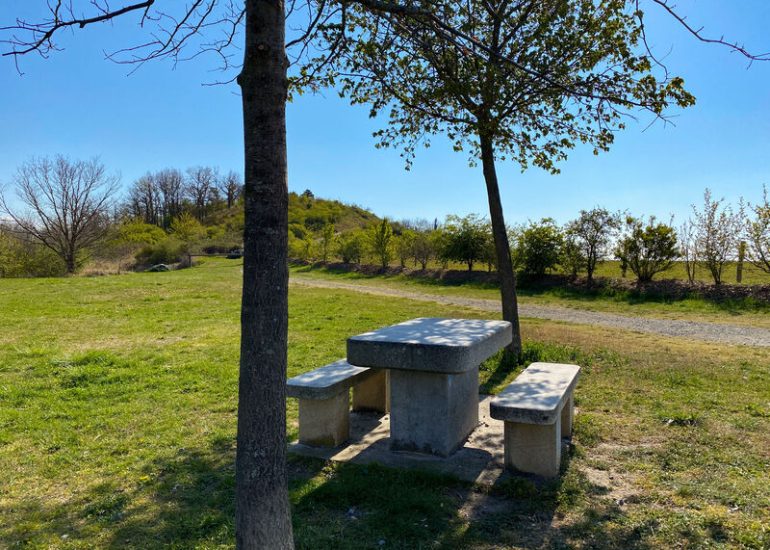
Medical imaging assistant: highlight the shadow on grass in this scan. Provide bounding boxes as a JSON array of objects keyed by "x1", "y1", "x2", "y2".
[{"x1": 0, "y1": 432, "x2": 711, "y2": 549}]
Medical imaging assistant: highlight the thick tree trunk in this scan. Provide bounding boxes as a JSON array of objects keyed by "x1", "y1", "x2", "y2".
[
  {"x1": 479, "y1": 134, "x2": 522, "y2": 359},
  {"x1": 235, "y1": 1, "x2": 294, "y2": 549}
]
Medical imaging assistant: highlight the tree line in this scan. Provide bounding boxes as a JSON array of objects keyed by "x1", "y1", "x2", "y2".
[
  {"x1": 0, "y1": 156, "x2": 245, "y2": 276},
  {"x1": 291, "y1": 189, "x2": 770, "y2": 287}
]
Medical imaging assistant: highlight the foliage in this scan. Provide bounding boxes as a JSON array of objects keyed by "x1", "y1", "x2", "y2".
[
  {"x1": 565, "y1": 208, "x2": 621, "y2": 282},
  {"x1": 745, "y1": 184, "x2": 770, "y2": 274},
  {"x1": 170, "y1": 212, "x2": 206, "y2": 243},
  {"x1": 411, "y1": 231, "x2": 434, "y2": 270},
  {"x1": 517, "y1": 218, "x2": 563, "y2": 276},
  {"x1": 320, "y1": 223, "x2": 336, "y2": 262},
  {"x1": 337, "y1": 231, "x2": 367, "y2": 264},
  {"x1": 135, "y1": 238, "x2": 187, "y2": 266},
  {"x1": 691, "y1": 189, "x2": 743, "y2": 285},
  {"x1": 0, "y1": 228, "x2": 66, "y2": 277},
  {"x1": 439, "y1": 214, "x2": 490, "y2": 272},
  {"x1": 368, "y1": 218, "x2": 394, "y2": 268},
  {"x1": 114, "y1": 219, "x2": 167, "y2": 246},
  {"x1": 616, "y1": 216, "x2": 679, "y2": 282},
  {"x1": 394, "y1": 229, "x2": 416, "y2": 268},
  {"x1": 560, "y1": 234, "x2": 587, "y2": 279}
]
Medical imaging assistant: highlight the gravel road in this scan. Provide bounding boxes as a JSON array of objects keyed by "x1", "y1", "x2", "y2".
[{"x1": 291, "y1": 277, "x2": 770, "y2": 348}]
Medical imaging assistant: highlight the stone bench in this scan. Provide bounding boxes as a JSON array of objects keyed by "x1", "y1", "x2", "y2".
[
  {"x1": 287, "y1": 359, "x2": 388, "y2": 447},
  {"x1": 489, "y1": 362, "x2": 581, "y2": 478}
]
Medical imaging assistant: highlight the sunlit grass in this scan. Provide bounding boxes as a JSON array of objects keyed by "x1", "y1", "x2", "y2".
[{"x1": 1, "y1": 258, "x2": 768, "y2": 548}]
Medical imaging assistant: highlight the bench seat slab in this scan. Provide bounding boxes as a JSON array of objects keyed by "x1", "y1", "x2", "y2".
[
  {"x1": 298, "y1": 392, "x2": 350, "y2": 447},
  {"x1": 490, "y1": 363, "x2": 581, "y2": 424},
  {"x1": 287, "y1": 359, "x2": 372, "y2": 400}
]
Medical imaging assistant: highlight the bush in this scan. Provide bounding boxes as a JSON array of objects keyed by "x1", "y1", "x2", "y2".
[
  {"x1": 439, "y1": 214, "x2": 490, "y2": 271},
  {"x1": 516, "y1": 218, "x2": 563, "y2": 276},
  {"x1": 615, "y1": 216, "x2": 679, "y2": 282},
  {"x1": 338, "y1": 231, "x2": 366, "y2": 264},
  {"x1": 135, "y1": 238, "x2": 187, "y2": 266}
]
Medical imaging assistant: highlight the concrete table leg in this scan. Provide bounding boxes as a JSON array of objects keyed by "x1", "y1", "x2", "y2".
[
  {"x1": 298, "y1": 391, "x2": 350, "y2": 447},
  {"x1": 503, "y1": 416, "x2": 562, "y2": 478},
  {"x1": 560, "y1": 394, "x2": 574, "y2": 438},
  {"x1": 389, "y1": 367, "x2": 479, "y2": 457},
  {"x1": 353, "y1": 370, "x2": 390, "y2": 413}
]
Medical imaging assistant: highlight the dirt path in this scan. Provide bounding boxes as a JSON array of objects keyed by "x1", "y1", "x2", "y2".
[{"x1": 291, "y1": 277, "x2": 770, "y2": 348}]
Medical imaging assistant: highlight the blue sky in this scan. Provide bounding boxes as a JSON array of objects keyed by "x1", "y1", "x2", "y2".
[{"x1": 0, "y1": 1, "x2": 768, "y2": 226}]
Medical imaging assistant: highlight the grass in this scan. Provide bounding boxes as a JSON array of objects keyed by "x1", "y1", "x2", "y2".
[
  {"x1": 1, "y1": 258, "x2": 769, "y2": 548},
  {"x1": 291, "y1": 263, "x2": 770, "y2": 329}
]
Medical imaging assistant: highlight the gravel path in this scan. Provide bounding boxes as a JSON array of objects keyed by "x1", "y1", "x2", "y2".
[{"x1": 291, "y1": 277, "x2": 770, "y2": 348}]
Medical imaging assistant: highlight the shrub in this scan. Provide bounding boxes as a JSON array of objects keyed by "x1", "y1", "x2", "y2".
[
  {"x1": 615, "y1": 216, "x2": 679, "y2": 282},
  {"x1": 565, "y1": 207, "x2": 621, "y2": 283},
  {"x1": 516, "y1": 218, "x2": 563, "y2": 276},
  {"x1": 338, "y1": 231, "x2": 366, "y2": 264},
  {"x1": 170, "y1": 212, "x2": 205, "y2": 243},
  {"x1": 439, "y1": 214, "x2": 490, "y2": 271},
  {"x1": 135, "y1": 238, "x2": 187, "y2": 266},
  {"x1": 368, "y1": 218, "x2": 394, "y2": 268}
]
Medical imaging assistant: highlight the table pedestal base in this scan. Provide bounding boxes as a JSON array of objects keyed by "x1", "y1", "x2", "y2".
[{"x1": 389, "y1": 367, "x2": 479, "y2": 457}]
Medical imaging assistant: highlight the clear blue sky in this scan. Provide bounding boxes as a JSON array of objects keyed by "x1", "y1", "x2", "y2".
[{"x1": 0, "y1": 2, "x2": 768, "y2": 226}]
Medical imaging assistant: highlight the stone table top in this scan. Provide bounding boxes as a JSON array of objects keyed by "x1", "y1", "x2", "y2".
[
  {"x1": 347, "y1": 317, "x2": 512, "y2": 374},
  {"x1": 489, "y1": 362, "x2": 581, "y2": 424}
]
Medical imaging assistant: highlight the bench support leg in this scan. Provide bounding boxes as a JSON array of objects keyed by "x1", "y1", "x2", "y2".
[
  {"x1": 503, "y1": 417, "x2": 561, "y2": 478},
  {"x1": 298, "y1": 391, "x2": 349, "y2": 447},
  {"x1": 353, "y1": 370, "x2": 390, "y2": 413},
  {"x1": 560, "y1": 394, "x2": 574, "y2": 438}
]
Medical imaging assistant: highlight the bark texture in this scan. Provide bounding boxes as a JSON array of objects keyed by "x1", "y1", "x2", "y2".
[
  {"x1": 235, "y1": 0, "x2": 294, "y2": 548},
  {"x1": 480, "y1": 133, "x2": 522, "y2": 358}
]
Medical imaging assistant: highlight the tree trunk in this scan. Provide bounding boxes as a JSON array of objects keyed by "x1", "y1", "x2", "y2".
[
  {"x1": 235, "y1": 1, "x2": 294, "y2": 549},
  {"x1": 479, "y1": 133, "x2": 522, "y2": 359}
]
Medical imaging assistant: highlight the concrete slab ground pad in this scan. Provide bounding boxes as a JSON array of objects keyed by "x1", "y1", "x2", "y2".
[{"x1": 288, "y1": 395, "x2": 574, "y2": 485}]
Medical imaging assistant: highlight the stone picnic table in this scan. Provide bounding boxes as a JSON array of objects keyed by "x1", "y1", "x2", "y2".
[{"x1": 347, "y1": 317, "x2": 512, "y2": 456}]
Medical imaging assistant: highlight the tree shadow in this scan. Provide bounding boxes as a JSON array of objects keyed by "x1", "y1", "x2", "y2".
[{"x1": 1, "y1": 434, "x2": 728, "y2": 549}]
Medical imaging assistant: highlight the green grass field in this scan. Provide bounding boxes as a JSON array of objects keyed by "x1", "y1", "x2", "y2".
[{"x1": 1, "y1": 258, "x2": 769, "y2": 548}]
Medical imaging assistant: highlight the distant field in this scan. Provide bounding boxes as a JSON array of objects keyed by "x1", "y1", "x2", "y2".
[{"x1": 1, "y1": 258, "x2": 769, "y2": 548}]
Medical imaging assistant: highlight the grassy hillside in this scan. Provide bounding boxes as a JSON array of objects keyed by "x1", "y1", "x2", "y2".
[
  {"x1": 288, "y1": 190, "x2": 379, "y2": 235},
  {"x1": 1, "y1": 258, "x2": 769, "y2": 548}
]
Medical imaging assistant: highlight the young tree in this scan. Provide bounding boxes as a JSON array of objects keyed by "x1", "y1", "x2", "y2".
[
  {"x1": 516, "y1": 218, "x2": 563, "y2": 276},
  {"x1": 745, "y1": 185, "x2": 770, "y2": 274},
  {"x1": 338, "y1": 0, "x2": 698, "y2": 357},
  {"x1": 369, "y1": 218, "x2": 394, "y2": 268},
  {"x1": 319, "y1": 223, "x2": 336, "y2": 262},
  {"x1": 615, "y1": 216, "x2": 679, "y2": 282},
  {"x1": 565, "y1": 208, "x2": 622, "y2": 284},
  {"x1": 338, "y1": 230, "x2": 366, "y2": 263},
  {"x1": 679, "y1": 218, "x2": 698, "y2": 284},
  {"x1": 560, "y1": 233, "x2": 586, "y2": 280},
  {"x1": 441, "y1": 214, "x2": 489, "y2": 272},
  {"x1": 394, "y1": 229, "x2": 416, "y2": 268},
  {"x1": 692, "y1": 189, "x2": 743, "y2": 285},
  {"x1": 0, "y1": 156, "x2": 119, "y2": 274},
  {"x1": 411, "y1": 230, "x2": 434, "y2": 270}
]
